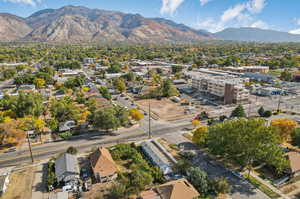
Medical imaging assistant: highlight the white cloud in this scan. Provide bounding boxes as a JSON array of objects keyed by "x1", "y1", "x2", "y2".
[
  {"x1": 200, "y1": 0, "x2": 212, "y2": 6},
  {"x1": 289, "y1": 29, "x2": 300, "y2": 35},
  {"x1": 160, "y1": 0, "x2": 185, "y2": 15},
  {"x1": 197, "y1": 0, "x2": 268, "y2": 32},
  {"x1": 247, "y1": 0, "x2": 266, "y2": 13},
  {"x1": 4, "y1": 0, "x2": 41, "y2": 6},
  {"x1": 221, "y1": 3, "x2": 247, "y2": 23},
  {"x1": 250, "y1": 20, "x2": 268, "y2": 29},
  {"x1": 198, "y1": 18, "x2": 225, "y2": 32}
]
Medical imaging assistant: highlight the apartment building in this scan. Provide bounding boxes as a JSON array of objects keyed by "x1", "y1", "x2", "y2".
[{"x1": 192, "y1": 75, "x2": 249, "y2": 104}]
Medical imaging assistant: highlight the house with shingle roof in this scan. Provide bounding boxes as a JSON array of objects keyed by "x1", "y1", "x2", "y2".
[
  {"x1": 89, "y1": 147, "x2": 118, "y2": 183},
  {"x1": 287, "y1": 151, "x2": 300, "y2": 177},
  {"x1": 139, "y1": 178, "x2": 200, "y2": 199}
]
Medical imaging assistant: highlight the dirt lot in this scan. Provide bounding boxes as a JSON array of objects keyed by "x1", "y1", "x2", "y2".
[
  {"x1": 81, "y1": 182, "x2": 113, "y2": 199},
  {"x1": 136, "y1": 98, "x2": 205, "y2": 121},
  {"x1": 1, "y1": 167, "x2": 36, "y2": 199}
]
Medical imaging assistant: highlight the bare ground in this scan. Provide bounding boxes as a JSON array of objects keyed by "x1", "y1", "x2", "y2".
[{"x1": 1, "y1": 167, "x2": 36, "y2": 199}]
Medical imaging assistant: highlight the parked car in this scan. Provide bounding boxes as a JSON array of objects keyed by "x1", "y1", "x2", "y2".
[
  {"x1": 4, "y1": 148, "x2": 16, "y2": 153},
  {"x1": 80, "y1": 168, "x2": 89, "y2": 179}
]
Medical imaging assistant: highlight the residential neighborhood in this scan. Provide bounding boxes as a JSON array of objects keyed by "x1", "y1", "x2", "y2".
[{"x1": 1, "y1": 4, "x2": 300, "y2": 198}]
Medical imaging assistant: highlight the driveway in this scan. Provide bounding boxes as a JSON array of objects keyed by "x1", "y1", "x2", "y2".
[{"x1": 31, "y1": 164, "x2": 48, "y2": 199}]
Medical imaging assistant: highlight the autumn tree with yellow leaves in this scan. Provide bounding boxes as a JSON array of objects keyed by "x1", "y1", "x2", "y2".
[{"x1": 271, "y1": 118, "x2": 298, "y2": 142}]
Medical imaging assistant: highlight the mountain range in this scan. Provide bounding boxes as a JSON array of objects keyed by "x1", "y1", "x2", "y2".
[
  {"x1": 0, "y1": 6, "x2": 214, "y2": 43},
  {"x1": 0, "y1": 5, "x2": 300, "y2": 43},
  {"x1": 214, "y1": 27, "x2": 300, "y2": 43}
]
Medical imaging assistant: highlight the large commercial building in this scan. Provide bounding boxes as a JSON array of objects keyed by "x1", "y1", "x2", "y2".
[
  {"x1": 191, "y1": 74, "x2": 249, "y2": 104},
  {"x1": 224, "y1": 66, "x2": 269, "y2": 73},
  {"x1": 243, "y1": 72, "x2": 275, "y2": 83}
]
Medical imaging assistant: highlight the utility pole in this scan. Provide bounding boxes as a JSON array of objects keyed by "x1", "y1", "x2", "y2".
[
  {"x1": 148, "y1": 100, "x2": 151, "y2": 139},
  {"x1": 27, "y1": 132, "x2": 34, "y2": 163},
  {"x1": 277, "y1": 94, "x2": 282, "y2": 112},
  {"x1": 248, "y1": 99, "x2": 251, "y2": 118},
  {"x1": 147, "y1": 66, "x2": 151, "y2": 139}
]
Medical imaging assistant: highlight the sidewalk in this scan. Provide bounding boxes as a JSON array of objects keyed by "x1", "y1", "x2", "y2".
[{"x1": 249, "y1": 171, "x2": 291, "y2": 199}]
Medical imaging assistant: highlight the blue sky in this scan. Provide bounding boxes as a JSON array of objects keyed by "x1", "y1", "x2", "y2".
[{"x1": 0, "y1": 0, "x2": 299, "y2": 34}]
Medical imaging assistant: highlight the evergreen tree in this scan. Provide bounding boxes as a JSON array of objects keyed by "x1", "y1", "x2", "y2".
[{"x1": 231, "y1": 104, "x2": 246, "y2": 118}]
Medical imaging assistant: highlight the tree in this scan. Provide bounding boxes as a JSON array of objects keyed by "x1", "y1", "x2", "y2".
[
  {"x1": 187, "y1": 167, "x2": 209, "y2": 196},
  {"x1": 47, "y1": 119, "x2": 58, "y2": 132},
  {"x1": 114, "y1": 78, "x2": 126, "y2": 93},
  {"x1": 291, "y1": 128, "x2": 300, "y2": 147},
  {"x1": 171, "y1": 65, "x2": 183, "y2": 74},
  {"x1": 130, "y1": 169, "x2": 153, "y2": 193},
  {"x1": 192, "y1": 126, "x2": 208, "y2": 146},
  {"x1": 231, "y1": 104, "x2": 246, "y2": 118},
  {"x1": 0, "y1": 92, "x2": 44, "y2": 118},
  {"x1": 0, "y1": 120, "x2": 25, "y2": 147},
  {"x1": 33, "y1": 78, "x2": 46, "y2": 89},
  {"x1": 66, "y1": 146, "x2": 78, "y2": 155},
  {"x1": 114, "y1": 106, "x2": 129, "y2": 126},
  {"x1": 122, "y1": 72, "x2": 135, "y2": 81},
  {"x1": 18, "y1": 116, "x2": 46, "y2": 142},
  {"x1": 258, "y1": 106, "x2": 265, "y2": 117},
  {"x1": 280, "y1": 69, "x2": 293, "y2": 81},
  {"x1": 3, "y1": 69, "x2": 16, "y2": 79},
  {"x1": 92, "y1": 106, "x2": 120, "y2": 132},
  {"x1": 99, "y1": 86, "x2": 112, "y2": 100},
  {"x1": 207, "y1": 118, "x2": 288, "y2": 174},
  {"x1": 219, "y1": 115, "x2": 227, "y2": 122},
  {"x1": 263, "y1": 110, "x2": 272, "y2": 118},
  {"x1": 175, "y1": 159, "x2": 192, "y2": 175},
  {"x1": 50, "y1": 97, "x2": 81, "y2": 122},
  {"x1": 105, "y1": 183, "x2": 126, "y2": 199},
  {"x1": 107, "y1": 64, "x2": 122, "y2": 73},
  {"x1": 64, "y1": 74, "x2": 86, "y2": 89},
  {"x1": 210, "y1": 177, "x2": 231, "y2": 195},
  {"x1": 271, "y1": 118, "x2": 298, "y2": 142},
  {"x1": 129, "y1": 108, "x2": 144, "y2": 121},
  {"x1": 155, "y1": 78, "x2": 179, "y2": 97},
  {"x1": 192, "y1": 120, "x2": 201, "y2": 128}
]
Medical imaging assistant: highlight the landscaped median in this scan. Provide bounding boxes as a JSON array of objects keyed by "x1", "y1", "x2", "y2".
[{"x1": 243, "y1": 174, "x2": 281, "y2": 199}]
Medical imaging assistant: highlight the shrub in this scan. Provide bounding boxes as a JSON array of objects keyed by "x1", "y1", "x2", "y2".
[
  {"x1": 59, "y1": 131, "x2": 73, "y2": 140},
  {"x1": 47, "y1": 159, "x2": 57, "y2": 191},
  {"x1": 66, "y1": 146, "x2": 78, "y2": 155}
]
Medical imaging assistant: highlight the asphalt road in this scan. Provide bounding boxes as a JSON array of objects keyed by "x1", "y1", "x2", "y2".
[{"x1": 0, "y1": 120, "x2": 192, "y2": 168}]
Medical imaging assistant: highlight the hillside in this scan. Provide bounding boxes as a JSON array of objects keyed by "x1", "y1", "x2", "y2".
[
  {"x1": 0, "y1": 13, "x2": 32, "y2": 42},
  {"x1": 214, "y1": 27, "x2": 300, "y2": 43},
  {"x1": 0, "y1": 5, "x2": 215, "y2": 43}
]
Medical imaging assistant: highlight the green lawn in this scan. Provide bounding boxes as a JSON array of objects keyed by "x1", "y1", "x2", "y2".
[
  {"x1": 244, "y1": 174, "x2": 280, "y2": 199},
  {"x1": 267, "y1": 71, "x2": 281, "y2": 77}
]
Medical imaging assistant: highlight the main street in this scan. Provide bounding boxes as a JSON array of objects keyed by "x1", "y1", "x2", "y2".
[{"x1": 0, "y1": 118, "x2": 192, "y2": 168}]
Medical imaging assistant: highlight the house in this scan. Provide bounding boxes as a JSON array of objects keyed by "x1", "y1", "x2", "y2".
[
  {"x1": 18, "y1": 84, "x2": 36, "y2": 91},
  {"x1": 287, "y1": 152, "x2": 300, "y2": 177},
  {"x1": 58, "y1": 120, "x2": 76, "y2": 133},
  {"x1": 0, "y1": 167, "x2": 12, "y2": 196},
  {"x1": 83, "y1": 58, "x2": 96, "y2": 64},
  {"x1": 89, "y1": 147, "x2": 118, "y2": 183},
  {"x1": 141, "y1": 140, "x2": 176, "y2": 176},
  {"x1": 55, "y1": 153, "x2": 80, "y2": 183},
  {"x1": 138, "y1": 178, "x2": 200, "y2": 199}
]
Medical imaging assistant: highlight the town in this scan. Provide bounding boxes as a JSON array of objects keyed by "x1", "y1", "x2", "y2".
[{"x1": 0, "y1": 43, "x2": 299, "y2": 199}]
